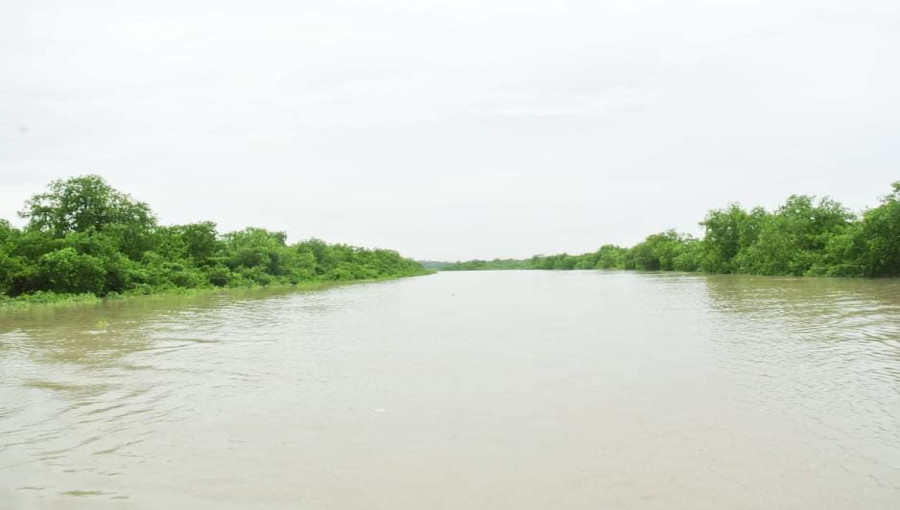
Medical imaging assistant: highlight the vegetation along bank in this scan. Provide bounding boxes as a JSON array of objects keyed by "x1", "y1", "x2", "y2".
[
  {"x1": 0, "y1": 176, "x2": 429, "y2": 307},
  {"x1": 438, "y1": 183, "x2": 900, "y2": 277}
]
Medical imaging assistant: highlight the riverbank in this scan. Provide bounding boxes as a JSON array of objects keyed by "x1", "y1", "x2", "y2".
[
  {"x1": 2, "y1": 176, "x2": 431, "y2": 303},
  {"x1": 435, "y1": 182, "x2": 900, "y2": 277},
  {"x1": 0, "y1": 272, "x2": 432, "y2": 312}
]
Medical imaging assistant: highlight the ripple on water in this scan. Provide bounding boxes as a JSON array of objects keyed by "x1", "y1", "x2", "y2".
[{"x1": 1, "y1": 273, "x2": 899, "y2": 509}]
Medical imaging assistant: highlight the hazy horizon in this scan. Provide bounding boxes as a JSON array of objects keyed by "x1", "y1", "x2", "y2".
[{"x1": 3, "y1": 0, "x2": 899, "y2": 260}]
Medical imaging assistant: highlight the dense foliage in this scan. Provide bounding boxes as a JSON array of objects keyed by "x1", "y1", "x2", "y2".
[
  {"x1": 436, "y1": 259, "x2": 530, "y2": 271},
  {"x1": 1, "y1": 176, "x2": 428, "y2": 303},
  {"x1": 441, "y1": 183, "x2": 900, "y2": 277}
]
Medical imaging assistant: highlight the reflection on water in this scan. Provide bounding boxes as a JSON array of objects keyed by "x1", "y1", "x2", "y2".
[{"x1": 1, "y1": 273, "x2": 899, "y2": 509}]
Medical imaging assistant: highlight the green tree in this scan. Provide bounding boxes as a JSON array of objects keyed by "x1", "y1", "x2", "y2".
[
  {"x1": 36, "y1": 247, "x2": 107, "y2": 294},
  {"x1": 701, "y1": 204, "x2": 767, "y2": 273},
  {"x1": 20, "y1": 175, "x2": 156, "y2": 237},
  {"x1": 594, "y1": 245, "x2": 627, "y2": 269},
  {"x1": 741, "y1": 195, "x2": 853, "y2": 276},
  {"x1": 848, "y1": 182, "x2": 900, "y2": 276},
  {"x1": 180, "y1": 222, "x2": 221, "y2": 264}
]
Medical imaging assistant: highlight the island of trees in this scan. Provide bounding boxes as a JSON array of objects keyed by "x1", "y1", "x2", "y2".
[
  {"x1": 0, "y1": 176, "x2": 428, "y2": 306},
  {"x1": 439, "y1": 183, "x2": 900, "y2": 277}
]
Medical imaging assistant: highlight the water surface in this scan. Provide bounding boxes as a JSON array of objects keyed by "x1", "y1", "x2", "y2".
[{"x1": 1, "y1": 271, "x2": 899, "y2": 509}]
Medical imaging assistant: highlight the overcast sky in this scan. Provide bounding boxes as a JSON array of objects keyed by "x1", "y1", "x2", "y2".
[{"x1": 2, "y1": 0, "x2": 898, "y2": 260}]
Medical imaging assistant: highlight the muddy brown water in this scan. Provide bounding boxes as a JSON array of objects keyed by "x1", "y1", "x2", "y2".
[{"x1": 2, "y1": 271, "x2": 899, "y2": 509}]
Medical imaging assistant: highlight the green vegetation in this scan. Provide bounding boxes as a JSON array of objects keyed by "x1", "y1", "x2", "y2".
[
  {"x1": 418, "y1": 260, "x2": 455, "y2": 271},
  {"x1": 1, "y1": 175, "x2": 428, "y2": 307},
  {"x1": 436, "y1": 259, "x2": 530, "y2": 271},
  {"x1": 441, "y1": 183, "x2": 900, "y2": 277}
]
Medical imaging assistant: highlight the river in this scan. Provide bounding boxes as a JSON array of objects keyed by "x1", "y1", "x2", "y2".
[{"x1": 1, "y1": 271, "x2": 899, "y2": 509}]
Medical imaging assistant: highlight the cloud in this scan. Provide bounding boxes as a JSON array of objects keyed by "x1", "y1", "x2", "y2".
[{"x1": 1, "y1": 0, "x2": 898, "y2": 259}]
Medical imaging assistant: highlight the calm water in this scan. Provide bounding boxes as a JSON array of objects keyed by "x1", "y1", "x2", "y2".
[{"x1": 1, "y1": 271, "x2": 899, "y2": 509}]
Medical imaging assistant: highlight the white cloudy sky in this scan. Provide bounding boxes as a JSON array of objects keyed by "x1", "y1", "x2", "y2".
[{"x1": 2, "y1": 0, "x2": 898, "y2": 260}]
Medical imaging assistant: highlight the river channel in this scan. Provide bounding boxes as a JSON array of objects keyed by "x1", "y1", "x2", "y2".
[{"x1": 2, "y1": 271, "x2": 899, "y2": 509}]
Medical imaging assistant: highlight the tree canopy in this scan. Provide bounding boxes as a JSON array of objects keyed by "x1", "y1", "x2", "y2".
[{"x1": 19, "y1": 175, "x2": 156, "y2": 237}]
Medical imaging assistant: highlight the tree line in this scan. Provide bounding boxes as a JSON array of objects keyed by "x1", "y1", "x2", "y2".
[
  {"x1": 0, "y1": 176, "x2": 428, "y2": 303},
  {"x1": 441, "y1": 183, "x2": 900, "y2": 277}
]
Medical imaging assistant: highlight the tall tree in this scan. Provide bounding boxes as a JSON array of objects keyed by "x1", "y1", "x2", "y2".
[{"x1": 19, "y1": 175, "x2": 156, "y2": 237}]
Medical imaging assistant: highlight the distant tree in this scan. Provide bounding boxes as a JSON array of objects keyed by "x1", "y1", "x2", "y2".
[
  {"x1": 417, "y1": 185, "x2": 898, "y2": 278},
  {"x1": 594, "y1": 245, "x2": 627, "y2": 269}
]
